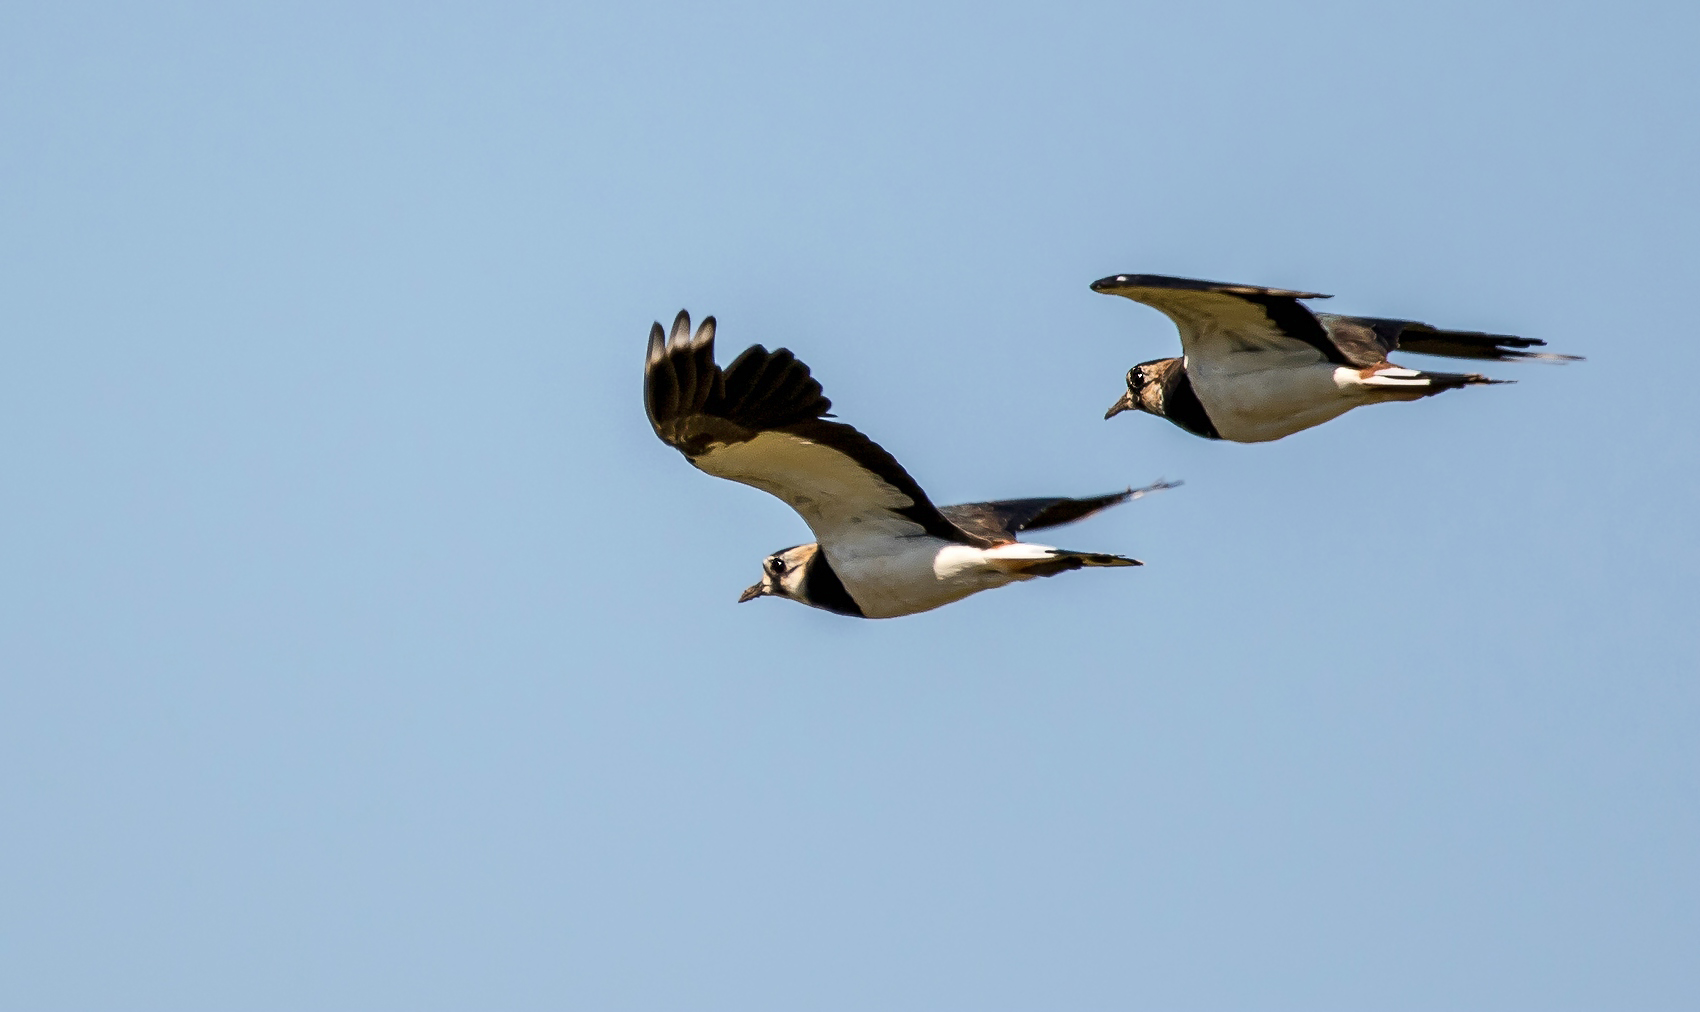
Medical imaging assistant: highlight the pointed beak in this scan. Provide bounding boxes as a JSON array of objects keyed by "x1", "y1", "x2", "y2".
[
  {"x1": 1105, "y1": 390, "x2": 1136, "y2": 419},
  {"x1": 738, "y1": 582, "x2": 764, "y2": 603}
]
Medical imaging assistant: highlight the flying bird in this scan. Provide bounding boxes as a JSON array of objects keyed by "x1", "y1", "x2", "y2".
[
  {"x1": 1094, "y1": 274, "x2": 1579, "y2": 443},
  {"x1": 645, "y1": 310, "x2": 1173, "y2": 618}
]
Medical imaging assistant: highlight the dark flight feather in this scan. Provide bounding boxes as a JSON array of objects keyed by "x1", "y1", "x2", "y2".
[
  {"x1": 644, "y1": 310, "x2": 985, "y2": 546},
  {"x1": 937, "y1": 481, "x2": 1178, "y2": 544},
  {"x1": 1317, "y1": 314, "x2": 1581, "y2": 364},
  {"x1": 1091, "y1": 274, "x2": 1348, "y2": 364}
]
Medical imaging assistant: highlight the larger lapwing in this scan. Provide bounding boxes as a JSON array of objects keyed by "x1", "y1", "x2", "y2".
[{"x1": 645, "y1": 311, "x2": 1174, "y2": 618}]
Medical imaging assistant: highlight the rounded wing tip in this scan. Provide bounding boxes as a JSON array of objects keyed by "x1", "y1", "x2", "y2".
[
  {"x1": 693, "y1": 315, "x2": 716, "y2": 350},
  {"x1": 646, "y1": 321, "x2": 666, "y2": 367}
]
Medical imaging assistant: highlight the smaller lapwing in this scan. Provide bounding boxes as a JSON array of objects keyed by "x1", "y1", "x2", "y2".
[
  {"x1": 646, "y1": 310, "x2": 1175, "y2": 618},
  {"x1": 1094, "y1": 274, "x2": 1580, "y2": 443}
]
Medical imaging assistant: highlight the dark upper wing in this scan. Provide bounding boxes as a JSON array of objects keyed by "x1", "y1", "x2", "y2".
[
  {"x1": 645, "y1": 310, "x2": 985, "y2": 548},
  {"x1": 938, "y1": 480, "x2": 1180, "y2": 544},
  {"x1": 1316, "y1": 314, "x2": 1581, "y2": 364},
  {"x1": 1091, "y1": 274, "x2": 1352, "y2": 372}
]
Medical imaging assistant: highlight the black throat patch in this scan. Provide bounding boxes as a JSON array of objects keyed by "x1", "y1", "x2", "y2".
[
  {"x1": 802, "y1": 549, "x2": 866, "y2": 618},
  {"x1": 1163, "y1": 367, "x2": 1222, "y2": 440}
]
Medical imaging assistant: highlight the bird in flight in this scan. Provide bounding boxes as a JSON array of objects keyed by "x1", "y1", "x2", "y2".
[
  {"x1": 645, "y1": 310, "x2": 1173, "y2": 618},
  {"x1": 1094, "y1": 274, "x2": 1579, "y2": 443}
]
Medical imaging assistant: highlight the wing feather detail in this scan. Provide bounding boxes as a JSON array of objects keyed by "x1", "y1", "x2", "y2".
[
  {"x1": 1317, "y1": 314, "x2": 1582, "y2": 364},
  {"x1": 1096, "y1": 275, "x2": 1578, "y2": 382},
  {"x1": 938, "y1": 480, "x2": 1180, "y2": 544},
  {"x1": 644, "y1": 310, "x2": 985, "y2": 548},
  {"x1": 1092, "y1": 274, "x2": 1347, "y2": 373}
]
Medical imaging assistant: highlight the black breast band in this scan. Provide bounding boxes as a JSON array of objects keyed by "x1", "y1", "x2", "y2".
[{"x1": 803, "y1": 550, "x2": 866, "y2": 617}]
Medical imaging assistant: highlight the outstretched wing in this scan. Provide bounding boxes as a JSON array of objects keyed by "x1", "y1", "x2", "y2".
[
  {"x1": 1316, "y1": 314, "x2": 1581, "y2": 364},
  {"x1": 938, "y1": 480, "x2": 1180, "y2": 544},
  {"x1": 1091, "y1": 273, "x2": 1351, "y2": 374},
  {"x1": 645, "y1": 310, "x2": 986, "y2": 548}
]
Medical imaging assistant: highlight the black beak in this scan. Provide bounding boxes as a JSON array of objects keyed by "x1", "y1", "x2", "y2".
[
  {"x1": 1105, "y1": 390, "x2": 1137, "y2": 419},
  {"x1": 738, "y1": 583, "x2": 764, "y2": 603}
]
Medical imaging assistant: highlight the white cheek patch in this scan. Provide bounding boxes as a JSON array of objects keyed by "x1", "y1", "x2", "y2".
[{"x1": 781, "y1": 566, "x2": 810, "y2": 596}]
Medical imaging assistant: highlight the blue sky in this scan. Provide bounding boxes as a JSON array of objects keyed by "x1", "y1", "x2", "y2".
[{"x1": 2, "y1": 1, "x2": 1696, "y2": 1008}]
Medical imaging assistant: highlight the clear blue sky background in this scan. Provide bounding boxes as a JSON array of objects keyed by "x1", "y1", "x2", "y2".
[{"x1": 3, "y1": 2, "x2": 1696, "y2": 1009}]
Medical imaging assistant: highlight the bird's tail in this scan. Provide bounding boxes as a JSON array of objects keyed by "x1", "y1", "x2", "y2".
[
  {"x1": 1358, "y1": 366, "x2": 1508, "y2": 398},
  {"x1": 982, "y1": 542, "x2": 1142, "y2": 578}
]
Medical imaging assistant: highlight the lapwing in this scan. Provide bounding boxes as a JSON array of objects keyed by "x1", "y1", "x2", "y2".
[
  {"x1": 1094, "y1": 274, "x2": 1579, "y2": 443},
  {"x1": 645, "y1": 310, "x2": 1175, "y2": 618}
]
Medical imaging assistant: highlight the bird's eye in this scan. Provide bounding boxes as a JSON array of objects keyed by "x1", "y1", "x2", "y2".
[{"x1": 770, "y1": 557, "x2": 786, "y2": 574}]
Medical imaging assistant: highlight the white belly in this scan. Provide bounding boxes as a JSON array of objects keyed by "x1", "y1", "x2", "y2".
[
  {"x1": 830, "y1": 538, "x2": 1029, "y2": 619},
  {"x1": 1190, "y1": 361, "x2": 1370, "y2": 443}
]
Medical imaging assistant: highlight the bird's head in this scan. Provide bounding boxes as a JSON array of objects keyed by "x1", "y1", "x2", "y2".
[
  {"x1": 739, "y1": 544, "x2": 817, "y2": 604},
  {"x1": 1105, "y1": 360, "x2": 1165, "y2": 419}
]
